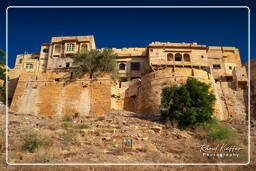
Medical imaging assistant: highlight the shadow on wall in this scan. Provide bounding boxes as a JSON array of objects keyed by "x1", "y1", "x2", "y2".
[
  {"x1": 123, "y1": 94, "x2": 137, "y2": 112},
  {"x1": 123, "y1": 81, "x2": 141, "y2": 113},
  {"x1": 123, "y1": 75, "x2": 160, "y2": 114},
  {"x1": 8, "y1": 77, "x2": 19, "y2": 105}
]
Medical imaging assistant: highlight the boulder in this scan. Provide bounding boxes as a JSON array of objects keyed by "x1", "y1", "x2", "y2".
[{"x1": 151, "y1": 126, "x2": 162, "y2": 133}]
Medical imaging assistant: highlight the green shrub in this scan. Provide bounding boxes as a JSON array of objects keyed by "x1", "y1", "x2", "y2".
[
  {"x1": 21, "y1": 133, "x2": 43, "y2": 153},
  {"x1": 197, "y1": 119, "x2": 236, "y2": 142},
  {"x1": 76, "y1": 124, "x2": 90, "y2": 129},
  {"x1": 62, "y1": 115, "x2": 73, "y2": 122},
  {"x1": 161, "y1": 77, "x2": 216, "y2": 129},
  {"x1": 207, "y1": 126, "x2": 233, "y2": 142}
]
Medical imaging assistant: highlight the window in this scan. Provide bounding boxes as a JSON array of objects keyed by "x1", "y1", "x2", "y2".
[
  {"x1": 225, "y1": 76, "x2": 233, "y2": 82},
  {"x1": 131, "y1": 62, "x2": 140, "y2": 71},
  {"x1": 26, "y1": 64, "x2": 33, "y2": 69},
  {"x1": 175, "y1": 53, "x2": 182, "y2": 61},
  {"x1": 66, "y1": 43, "x2": 75, "y2": 51},
  {"x1": 167, "y1": 53, "x2": 173, "y2": 61},
  {"x1": 43, "y1": 48, "x2": 49, "y2": 53},
  {"x1": 213, "y1": 64, "x2": 221, "y2": 69},
  {"x1": 66, "y1": 63, "x2": 70, "y2": 68},
  {"x1": 150, "y1": 49, "x2": 153, "y2": 52},
  {"x1": 34, "y1": 56, "x2": 39, "y2": 60},
  {"x1": 229, "y1": 66, "x2": 233, "y2": 70},
  {"x1": 59, "y1": 65, "x2": 62, "y2": 68},
  {"x1": 119, "y1": 63, "x2": 126, "y2": 70},
  {"x1": 201, "y1": 55, "x2": 204, "y2": 58},
  {"x1": 81, "y1": 44, "x2": 88, "y2": 52},
  {"x1": 54, "y1": 45, "x2": 61, "y2": 53},
  {"x1": 19, "y1": 59, "x2": 23, "y2": 64},
  {"x1": 120, "y1": 77, "x2": 128, "y2": 82},
  {"x1": 183, "y1": 54, "x2": 190, "y2": 62}
]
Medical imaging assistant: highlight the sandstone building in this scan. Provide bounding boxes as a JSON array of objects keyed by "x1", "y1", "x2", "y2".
[
  {"x1": 8, "y1": 35, "x2": 248, "y2": 120},
  {"x1": 245, "y1": 58, "x2": 256, "y2": 120}
]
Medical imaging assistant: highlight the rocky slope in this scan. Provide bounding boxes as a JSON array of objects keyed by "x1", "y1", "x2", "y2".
[{"x1": 0, "y1": 109, "x2": 255, "y2": 170}]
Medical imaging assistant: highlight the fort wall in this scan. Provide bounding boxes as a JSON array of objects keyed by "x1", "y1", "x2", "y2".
[
  {"x1": 245, "y1": 58, "x2": 256, "y2": 120},
  {"x1": 118, "y1": 68, "x2": 247, "y2": 120},
  {"x1": 8, "y1": 35, "x2": 248, "y2": 121},
  {"x1": 10, "y1": 73, "x2": 111, "y2": 116}
]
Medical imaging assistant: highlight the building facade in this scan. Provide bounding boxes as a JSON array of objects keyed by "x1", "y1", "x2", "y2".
[
  {"x1": 10, "y1": 36, "x2": 247, "y2": 84},
  {"x1": 8, "y1": 35, "x2": 249, "y2": 120}
]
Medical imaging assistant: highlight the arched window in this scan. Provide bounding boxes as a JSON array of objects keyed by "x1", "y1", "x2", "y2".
[
  {"x1": 175, "y1": 53, "x2": 182, "y2": 61},
  {"x1": 119, "y1": 63, "x2": 126, "y2": 70},
  {"x1": 183, "y1": 54, "x2": 190, "y2": 62},
  {"x1": 81, "y1": 44, "x2": 88, "y2": 52},
  {"x1": 167, "y1": 53, "x2": 174, "y2": 61},
  {"x1": 19, "y1": 59, "x2": 23, "y2": 64}
]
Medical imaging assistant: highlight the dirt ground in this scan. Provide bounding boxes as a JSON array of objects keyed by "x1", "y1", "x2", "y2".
[{"x1": 0, "y1": 109, "x2": 255, "y2": 170}]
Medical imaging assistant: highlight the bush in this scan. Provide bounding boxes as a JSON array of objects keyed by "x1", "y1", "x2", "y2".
[
  {"x1": 196, "y1": 119, "x2": 236, "y2": 142},
  {"x1": 207, "y1": 126, "x2": 233, "y2": 142},
  {"x1": 62, "y1": 115, "x2": 73, "y2": 122},
  {"x1": 76, "y1": 124, "x2": 90, "y2": 129},
  {"x1": 21, "y1": 133, "x2": 43, "y2": 153},
  {"x1": 161, "y1": 77, "x2": 216, "y2": 129}
]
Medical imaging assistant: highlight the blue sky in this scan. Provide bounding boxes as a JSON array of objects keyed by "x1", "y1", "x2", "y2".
[{"x1": 3, "y1": 7, "x2": 252, "y2": 68}]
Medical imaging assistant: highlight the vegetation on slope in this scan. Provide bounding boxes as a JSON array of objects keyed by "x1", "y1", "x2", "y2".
[{"x1": 161, "y1": 77, "x2": 216, "y2": 129}]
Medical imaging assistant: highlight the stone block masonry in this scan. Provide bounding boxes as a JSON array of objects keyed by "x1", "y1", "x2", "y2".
[
  {"x1": 8, "y1": 35, "x2": 248, "y2": 120},
  {"x1": 10, "y1": 73, "x2": 111, "y2": 116}
]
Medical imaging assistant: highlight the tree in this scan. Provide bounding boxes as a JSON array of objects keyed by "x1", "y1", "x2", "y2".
[
  {"x1": 71, "y1": 49, "x2": 118, "y2": 79},
  {"x1": 161, "y1": 77, "x2": 216, "y2": 129},
  {"x1": 0, "y1": 49, "x2": 6, "y2": 66}
]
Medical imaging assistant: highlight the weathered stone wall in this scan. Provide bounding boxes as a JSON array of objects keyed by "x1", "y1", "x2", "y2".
[
  {"x1": 9, "y1": 35, "x2": 248, "y2": 121},
  {"x1": 215, "y1": 81, "x2": 247, "y2": 120},
  {"x1": 136, "y1": 68, "x2": 224, "y2": 120},
  {"x1": 10, "y1": 73, "x2": 111, "y2": 116},
  {"x1": 121, "y1": 68, "x2": 247, "y2": 120},
  {"x1": 111, "y1": 80, "x2": 141, "y2": 111},
  {"x1": 245, "y1": 58, "x2": 256, "y2": 120},
  {"x1": 8, "y1": 78, "x2": 18, "y2": 100},
  {"x1": 251, "y1": 58, "x2": 256, "y2": 119}
]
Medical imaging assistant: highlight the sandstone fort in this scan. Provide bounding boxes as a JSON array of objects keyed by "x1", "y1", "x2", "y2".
[{"x1": 8, "y1": 35, "x2": 249, "y2": 120}]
